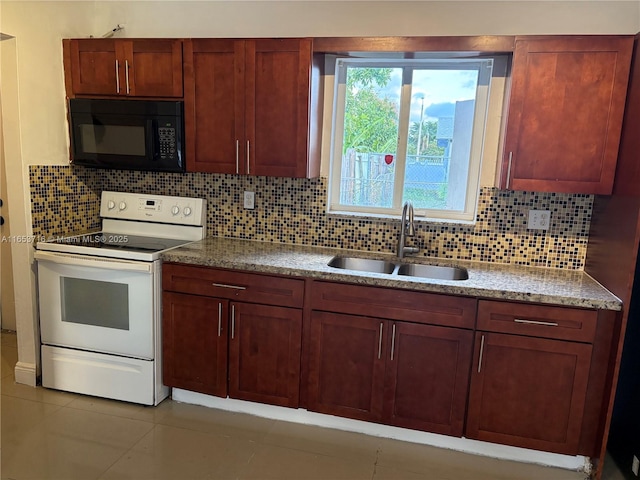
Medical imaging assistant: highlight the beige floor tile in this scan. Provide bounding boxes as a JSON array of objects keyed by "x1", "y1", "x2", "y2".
[
  {"x1": 1, "y1": 345, "x2": 18, "y2": 378},
  {"x1": 374, "y1": 465, "x2": 440, "y2": 480},
  {"x1": 2, "y1": 404, "x2": 155, "y2": 480},
  {"x1": 65, "y1": 394, "x2": 144, "y2": 416},
  {"x1": 1, "y1": 395, "x2": 62, "y2": 440},
  {"x1": 2, "y1": 374, "x2": 78, "y2": 406},
  {"x1": 157, "y1": 401, "x2": 275, "y2": 441},
  {"x1": 262, "y1": 420, "x2": 381, "y2": 462},
  {"x1": 376, "y1": 438, "x2": 587, "y2": 480},
  {"x1": 98, "y1": 423, "x2": 258, "y2": 480},
  {"x1": 238, "y1": 443, "x2": 375, "y2": 480}
]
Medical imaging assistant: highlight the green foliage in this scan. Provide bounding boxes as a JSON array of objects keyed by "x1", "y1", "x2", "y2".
[
  {"x1": 343, "y1": 67, "x2": 399, "y2": 154},
  {"x1": 407, "y1": 121, "x2": 444, "y2": 156}
]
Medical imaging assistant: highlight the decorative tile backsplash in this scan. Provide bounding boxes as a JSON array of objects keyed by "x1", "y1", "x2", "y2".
[
  {"x1": 29, "y1": 165, "x2": 101, "y2": 239},
  {"x1": 29, "y1": 165, "x2": 593, "y2": 270}
]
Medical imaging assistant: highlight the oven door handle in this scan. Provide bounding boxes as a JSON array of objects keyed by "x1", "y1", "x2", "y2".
[{"x1": 34, "y1": 251, "x2": 154, "y2": 273}]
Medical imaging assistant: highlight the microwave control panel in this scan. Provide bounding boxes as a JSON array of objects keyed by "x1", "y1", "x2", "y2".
[{"x1": 158, "y1": 127, "x2": 177, "y2": 160}]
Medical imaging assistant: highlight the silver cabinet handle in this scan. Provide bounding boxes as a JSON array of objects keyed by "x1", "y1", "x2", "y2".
[
  {"x1": 217, "y1": 303, "x2": 222, "y2": 337},
  {"x1": 514, "y1": 318, "x2": 559, "y2": 327},
  {"x1": 390, "y1": 323, "x2": 396, "y2": 361},
  {"x1": 235, "y1": 140, "x2": 239, "y2": 174},
  {"x1": 115, "y1": 60, "x2": 120, "y2": 93},
  {"x1": 506, "y1": 151, "x2": 513, "y2": 189},
  {"x1": 477, "y1": 334, "x2": 485, "y2": 373},
  {"x1": 231, "y1": 304, "x2": 235, "y2": 339},
  {"x1": 246, "y1": 141, "x2": 250, "y2": 175},
  {"x1": 378, "y1": 323, "x2": 383, "y2": 360},
  {"x1": 125, "y1": 60, "x2": 130, "y2": 94},
  {"x1": 211, "y1": 282, "x2": 246, "y2": 290}
]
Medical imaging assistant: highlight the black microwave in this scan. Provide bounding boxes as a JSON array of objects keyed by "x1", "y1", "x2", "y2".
[{"x1": 68, "y1": 98, "x2": 185, "y2": 172}]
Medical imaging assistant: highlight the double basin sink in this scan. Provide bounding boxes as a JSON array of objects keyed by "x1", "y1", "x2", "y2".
[{"x1": 328, "y1": 256, "x2": 468, "y2": 281}]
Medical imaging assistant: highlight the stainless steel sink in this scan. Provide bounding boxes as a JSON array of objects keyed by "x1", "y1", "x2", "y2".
[
  {"x1": 397, "y1": 263, "x2": 468, "y2": 280},
  {"x1": 327, "y1": 256, "x2": 397, "y2": 274}
]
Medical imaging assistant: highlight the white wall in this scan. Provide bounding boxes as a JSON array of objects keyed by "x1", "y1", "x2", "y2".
[{"x1": 1, "y1": 0, "x2": 638, "y2": 385}]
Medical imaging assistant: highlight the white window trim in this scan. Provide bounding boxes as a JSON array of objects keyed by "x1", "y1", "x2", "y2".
[{"x1": 325, "y1": 55, "x2": 504, "y2": 224}]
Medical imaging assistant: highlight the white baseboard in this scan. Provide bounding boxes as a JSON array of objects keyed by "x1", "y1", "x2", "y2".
[
  {"x1": 14, "y1": 361, "x2": 36, "y2": 386},
  {"x1": 171, "y1": 388, "x2": 590, "y2": 473}
]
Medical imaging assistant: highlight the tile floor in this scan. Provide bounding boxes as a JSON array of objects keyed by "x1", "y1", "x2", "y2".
[{"x1": 0, "y1": 331, "x2": 626, "y2": 480}]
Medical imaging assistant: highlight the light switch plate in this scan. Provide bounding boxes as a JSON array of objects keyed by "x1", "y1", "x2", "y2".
[
  {"x1": 243, "y1": 191, "x2": 255, "y2": 210},
  {"x1": 527, "y1": 210, "x2": 550, "y2": 230}
]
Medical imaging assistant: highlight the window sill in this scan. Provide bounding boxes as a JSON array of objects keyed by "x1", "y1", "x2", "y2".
[{"x1": 327, "y1": 210, "x2": 476, "y2": 226}]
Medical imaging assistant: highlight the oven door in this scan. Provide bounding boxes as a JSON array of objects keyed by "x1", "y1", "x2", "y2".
[{"x1": 35, "y1": 251, "x2": 156, "y2": 360}]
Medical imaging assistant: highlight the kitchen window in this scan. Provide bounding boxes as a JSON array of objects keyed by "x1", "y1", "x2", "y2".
[{"x1": 328, "y1": 57, "x2": 496, "y2": 223}]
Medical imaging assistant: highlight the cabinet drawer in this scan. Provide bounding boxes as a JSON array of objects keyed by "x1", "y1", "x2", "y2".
[
  {"x1": 311, "y1": 281, "x2": 476, "y2": 329},
  {"x1": 163, "y1": 264, "x2": 304, "y2": 308},
  {"x1": 477, "y1": 300, "x2": 597, "y2": 343}
]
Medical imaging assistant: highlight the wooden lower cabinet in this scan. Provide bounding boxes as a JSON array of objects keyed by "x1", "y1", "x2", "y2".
[
  {"x1": 162, "y1": 292, "x2": 228, "y2": 397},
  {"x1": 466, "y1": 332, "x2": 593, "y2": 455},
  {"x1": 307, "y1": 311, "x2": 387, "y2": 422},
  {"x1": 229, "y1": 302, "x2": 303, "y2": 407},
  {"x1": 384, "y1": 321, "x2": 473, "y2": 436},
  {"x1": 307, "y1": 310, "x2": 474, "y2": 436},
  {"x1": 162, "y1": 264, "x2": 304, "y2": 408}
]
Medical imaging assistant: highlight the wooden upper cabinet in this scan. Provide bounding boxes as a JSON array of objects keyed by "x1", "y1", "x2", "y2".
[
  {"x1": 501, "y1": 36, "x2": 633, "y2": 194},
  {"x1": 64, "y1": 38, "x2": 183, "y2": 98},
  {"x1": 184, "y1": 38, "x2": 321, "y2": 178}
]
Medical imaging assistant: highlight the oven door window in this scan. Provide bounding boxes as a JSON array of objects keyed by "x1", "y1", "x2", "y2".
[
  {"x1": 37, "y1": 258, "x2": 155, "y2": 360},
  {"x1": 61, "y1": 277, "x2": 129, "y2": 331}
]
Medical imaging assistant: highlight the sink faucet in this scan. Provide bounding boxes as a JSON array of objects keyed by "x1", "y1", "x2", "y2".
[{"x1": 397, "y1": 200, "x2": 420, "y2": 258}]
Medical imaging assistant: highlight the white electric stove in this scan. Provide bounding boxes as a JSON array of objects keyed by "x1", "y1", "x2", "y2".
[{"x1": 34, "y1": 191, "x2": 206, "y2": 405}]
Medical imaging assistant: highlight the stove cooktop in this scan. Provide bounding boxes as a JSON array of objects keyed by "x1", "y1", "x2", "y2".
[{"x1": 37, "y1": 232, "x2": 195, "y2": 261}]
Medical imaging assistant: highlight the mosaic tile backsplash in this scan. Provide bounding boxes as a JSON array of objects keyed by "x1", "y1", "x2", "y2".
[{"x1": 29, "y1": 165, "x2": 593, "y2": 270}]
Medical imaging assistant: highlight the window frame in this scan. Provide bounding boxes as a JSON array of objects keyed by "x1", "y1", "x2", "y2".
[{"x1": 327, "y1": 56, "x2": 496, "y2": 223}]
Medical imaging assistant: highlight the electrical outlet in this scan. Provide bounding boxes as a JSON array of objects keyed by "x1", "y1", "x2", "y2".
[
  {"x1": 632, "y1": 455, "x2": 639, "y2": 476},
  {"x1": 243, "y1": 191, "x2": 255, "y2": 210},
  {"x1": 527, "y1": 209, "x2": 551, "y2": 230}
]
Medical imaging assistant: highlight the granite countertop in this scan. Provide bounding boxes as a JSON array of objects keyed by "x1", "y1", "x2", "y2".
[{"x1": 161, "y1": 237, "x2": 622, "y2": 311}]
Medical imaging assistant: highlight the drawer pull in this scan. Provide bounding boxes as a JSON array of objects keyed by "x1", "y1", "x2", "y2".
[
  {"x1": 477, "y1": 334, "x2": 485, "y2": 373},
  {"x1": 217, "y1": 303, "x2": 222, "y2": 337},
  {"x1": 378, "y1": 323, "x2": 383, "y2": 360},
  {"x1": 211, "y1": 283, "x2": 246, "y2": 291},
  {"x1": 514, "y1": 318, "x2": 559, "y2": 327}
]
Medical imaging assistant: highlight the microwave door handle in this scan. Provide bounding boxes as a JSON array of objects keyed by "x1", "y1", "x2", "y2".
[{"x1": 148, "y1": 120, "x2": 160, "y2": 161}]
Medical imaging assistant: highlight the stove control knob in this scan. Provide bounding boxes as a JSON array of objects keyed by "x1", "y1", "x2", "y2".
[
  {"x1": 107, "y1": 200, "x2": 116, "y2": 210},
  {"x1": 183, "y1": 207, "x2": 193, "y2": 217},
  {"x1": 119, "y1": 201, "x2": 127, "y2": 211},
  {"x1": 171, "y1": 205, "x2": 180, "y2": 216}
]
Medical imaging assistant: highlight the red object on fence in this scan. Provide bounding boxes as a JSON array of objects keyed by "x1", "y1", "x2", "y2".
[{"x1": 384, "y1": 155, "x2": 394, "y2": 165}]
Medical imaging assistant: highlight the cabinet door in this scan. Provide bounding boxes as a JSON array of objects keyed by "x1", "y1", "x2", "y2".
[
  {"x1": 162, "y1": 292, "x2": 228, "y2": 397},
  {"x1": 67, "y1": 39, "x2": 121, "y2": 95},
  {"x1": 228, "y1": 302, "x2": 302, "y2": 407},
  {"x1": 501, "y1": 36, "x2": 633, "y2": 194},
  {"x1": 65, "y1": 39, "x2": 183, "y2": 97},
  {"x1": 245, "y1": 39, "x2": 313, "y2": 178},
  {"x1": 184, "y1": 39, "x2": 245, "y2": 173},
  {"x1": 307, "y1": 311, "x2": 387, "y2": 422},
  {"x1": 383, "y1": 322, "x2": 473, "y2": 437},
  {"x1": 466, "y1": 332, "x2": 593, "y2": 455},
  {"x1": 126, "y1": 39, "x2": 183, "y2": 97}
]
